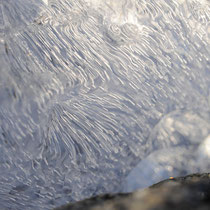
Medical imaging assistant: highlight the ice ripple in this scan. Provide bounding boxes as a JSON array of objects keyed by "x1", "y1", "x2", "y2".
[{"x1": 0, "y1": 0, "x2": 209, "y2": 209}]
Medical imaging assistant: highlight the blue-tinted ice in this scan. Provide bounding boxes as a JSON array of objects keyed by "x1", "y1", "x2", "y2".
[{"x1": 0, "y1": 0, "x2": 209, "y2": 209}]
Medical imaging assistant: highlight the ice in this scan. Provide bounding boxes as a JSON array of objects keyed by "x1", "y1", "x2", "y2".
[
  {"x1": 197, "y1": 135, "x2": 210, "y2": 160},
  {"x1": 41, "y1": 0, "x2": 48, "y2": 6},
  {"x1": 122, "y1": 110, "x2": 210, "y2": 192},
  {"x1": 0, "y1": 0, "x2": 209, "y2": 209}
]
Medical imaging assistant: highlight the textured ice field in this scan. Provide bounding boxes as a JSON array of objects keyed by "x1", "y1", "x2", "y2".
[{"x1": 0, "y1": 0, "x2": 209, "y2": 209}]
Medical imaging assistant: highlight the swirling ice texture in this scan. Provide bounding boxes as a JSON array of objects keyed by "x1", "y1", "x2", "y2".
[{"x1": 0, "y1": 0, "x2": 209, "y2": 209}]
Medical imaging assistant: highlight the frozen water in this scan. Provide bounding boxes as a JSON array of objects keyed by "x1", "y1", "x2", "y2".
[
  {"x1": 0, "y1": 0, "x2": 209, "y2": 209},
  {"x1": 41, "y1": 0, "x2": 48, "y2": 6},
  {"x1": 122, "y1": 110, "x2": 210, "y2": 192}
]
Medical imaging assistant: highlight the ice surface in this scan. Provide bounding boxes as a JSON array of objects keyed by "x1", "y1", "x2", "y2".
[
  {"x1": 41, "y1": 0, "x2": 48, "y2": 6},
  {"x1": 122, "y1": 110, "x2": 210, "y2": 192},
  {"x1": 0, "y1": 0, "x2": 209, "y2": 209}
]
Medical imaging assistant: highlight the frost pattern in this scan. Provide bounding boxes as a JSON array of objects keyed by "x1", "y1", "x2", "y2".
[{"x1": 0, "y1": 0, "x2": 209, "y2": 209}]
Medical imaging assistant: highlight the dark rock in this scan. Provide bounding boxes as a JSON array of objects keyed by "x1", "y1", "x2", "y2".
[{"x1": 54, "y1": 173, "x2": 210, "y2": 210}]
